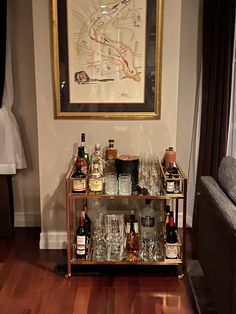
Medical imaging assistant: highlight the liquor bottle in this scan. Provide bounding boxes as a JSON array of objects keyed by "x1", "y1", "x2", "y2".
[
  {"x1": 89, "y1": 162, "x2": 103, "y2": 193},
  {"x1": 90, "y1": 143, "x2": 104, "y2": 175},
  {"x1": 126, "y1": 213, "x2": 139, "y2": 252},
  {"x1": 76, "y1": 215, "x2": 86, "y2": 259},
  {"x1": 164, "y1": 147, "x2": 176, "y2": 169},
  {"x1": 141, "y1": 199, "x2": 156, "y2": 237},
  {"x1": 166, "y1": 161, "x2": 179, "y2": 194},
  {"x1": 76, "y1": 146, "x2": 88, "y2": 175},
  {"x1": 80, "y1": 133, "x2": 89, "y2": 163},
  {"x1": 105, "y1": 139, "x2": 118, "y2": 161},
  {"x1": 71, "y1": 161, "x2": 87, "y2": 193},
  {"x1": 165, "y1": 216, "x2": 178, "y2": 259},
  {"x1": 126, "y1": 209, "x2": 139, "y2": 234}
]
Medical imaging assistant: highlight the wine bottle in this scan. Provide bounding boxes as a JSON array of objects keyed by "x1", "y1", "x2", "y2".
[
  {"x1": 81, "y1": 201, "x2": 91, "y2": 241},
  {"x1": 71, "y1": 161, "x2": 87, "y2": 193},
  {"x1": 76, "y1": 146, "x2": 88, "y2": 175},
  {"x1": 80, "y1": 133, "x2": 89, "y2": 163},
  {"x1": 165, "y1": 216, "x2": 178, "y2": 259},
  {"x1": 76, "y1": 215, "x2": 86, "y2": 259}
]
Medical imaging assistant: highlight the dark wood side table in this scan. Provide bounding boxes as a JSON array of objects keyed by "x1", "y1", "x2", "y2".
[{"x1": 0, "y1": 175, "x2": 14, "y2": 237}]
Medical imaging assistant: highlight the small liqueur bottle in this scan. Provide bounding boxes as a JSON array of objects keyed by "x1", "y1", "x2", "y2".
[
  {"x1": 165, "y1": 216, "x2": 178, "y2": 259},
  {"x1": 76, "y1": 146, "x2": 88, "y2": 175},
  {"x1": 89, "y1": 162, "x2": 103, "y2": 194},
  {"x1": 71, "y1": 161, "x2": 87, "y2": 193},
  {"x1": 90, "y1": 143, "x2": 104, "y2": 175},
  {"x1": 80, "y1": 133, "x2": 89, "y2": 164},
  {"x1": 126, "y1": 209, "x2": 139, "y2": 234},
  {"x1": 140, "y1": 199, "x2": 156, "y2": 237},
  {"x1": 126, "y1": 213, "x2": 139, "y2": 252},
  {"x1": 76, "y1": 215, "x2": 87, "y2": 259}
]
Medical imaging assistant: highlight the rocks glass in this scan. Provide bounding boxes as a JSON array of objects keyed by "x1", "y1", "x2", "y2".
[
  {"x1": 118, "y1": 173, "x2": 132, "y2": 195},
  {"x1": 104, "y1": 174, "x2": 118, "y2": 195}
]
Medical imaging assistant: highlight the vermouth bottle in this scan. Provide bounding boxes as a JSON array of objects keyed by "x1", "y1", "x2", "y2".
[{"x1": 76, "y1": 215, "x2": 86, "y2": 259}]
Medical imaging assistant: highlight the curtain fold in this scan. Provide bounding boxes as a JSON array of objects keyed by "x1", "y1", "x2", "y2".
[
  {"x1": 0, "y1": 0, "x2": 27, "y2": 174},
  {"x1": 0, "y1": 0, "x2": 7, "y2": 108},
  {"x1": 227, "y1": 10, "x2": 236, "y2": 158},
  {"x1": 192, "y1": 0, "x2": 236, "y2": 251}
]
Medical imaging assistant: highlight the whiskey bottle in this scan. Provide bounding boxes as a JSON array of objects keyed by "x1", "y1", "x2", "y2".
[
  {"x1": 105, "y1": 139, "x2": 118, "y2": 160},
  {"x1": 76, "y1": 215, "x2": 86, "y2": 259}
]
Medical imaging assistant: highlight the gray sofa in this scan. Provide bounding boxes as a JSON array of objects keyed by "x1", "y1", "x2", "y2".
[{"x1": 197, "y1": 156, "x2": 236, "y2": 314}]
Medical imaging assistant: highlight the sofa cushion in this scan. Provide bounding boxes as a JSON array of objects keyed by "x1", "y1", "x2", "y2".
[{"x1": 218, "y1": 156, "x2": 236, "y2": 206}]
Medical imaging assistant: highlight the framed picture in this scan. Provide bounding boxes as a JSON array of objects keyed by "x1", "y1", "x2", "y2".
[{"x1": 51, "y1": 0, "x2": 163, "y2": 119}]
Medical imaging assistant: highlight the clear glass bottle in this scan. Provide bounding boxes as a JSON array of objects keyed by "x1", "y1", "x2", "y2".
[
  {"x1": 90, "y1": 143, "x2": 104, "y2": 176},
  {"x1": 89, "y1": 162, "x2": 103, "y2": 193},
  {"x1": 141, "y1": 199, "x2": 156, "y2": 237}
]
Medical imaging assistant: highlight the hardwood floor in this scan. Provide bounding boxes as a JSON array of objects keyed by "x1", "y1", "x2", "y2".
[{"x1": 0, "y1": 228, "x2": 196, "y2": 314}]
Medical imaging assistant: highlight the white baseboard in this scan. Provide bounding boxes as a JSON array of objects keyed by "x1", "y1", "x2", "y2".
[
  {"x1": 14, "y1": 211, "x2": 41, "y2": 227},
  {"x1": 39, "y1": 231, "x2": 67, "y2": 249}
]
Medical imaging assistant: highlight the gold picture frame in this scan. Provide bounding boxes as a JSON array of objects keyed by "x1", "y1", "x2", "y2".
[{"x1": 51, "y1": 0, "x2": 163, "y2": 119}]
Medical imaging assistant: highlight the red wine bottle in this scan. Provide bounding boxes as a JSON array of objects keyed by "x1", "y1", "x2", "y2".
[{"x1": 76, "y1": 216, "x2": 86, "y2": 259}]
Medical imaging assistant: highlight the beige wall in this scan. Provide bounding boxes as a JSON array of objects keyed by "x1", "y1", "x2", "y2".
[{"x1": 11, "y1": 0, "x2": 200, "y2": 248}]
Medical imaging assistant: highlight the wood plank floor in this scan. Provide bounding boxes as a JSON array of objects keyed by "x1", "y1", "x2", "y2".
[{"x1": 0, "y1": 228, "x2": 196, "y2": 314}]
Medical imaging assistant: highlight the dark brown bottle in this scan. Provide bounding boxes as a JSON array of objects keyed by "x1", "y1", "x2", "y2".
[
  {"x1": 76, "y1": 215, "x2": 86, "y2": 259},
  {"x1": 71, "y1": 161, "x2": 86, "y2": 193},
  {"x1": 166, "y1": 217, "x2": 178, "y2": 259}
]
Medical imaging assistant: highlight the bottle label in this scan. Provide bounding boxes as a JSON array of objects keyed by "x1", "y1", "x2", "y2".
[
  {"x1": 166, "y1": 243, "x2": 178, "y2": 258},
  {"x1": 167, "y1": 181, "x2": 174, "y2": 193},
  {"x1": 76, "y1": 235, "x2": 86, "y2": 255},
  {"x1": 73, "y1": 179, "x2": 86, "y2": 192},
  {"x1": 89, "y1": 179, "x2": 103, "y2": 191},
  {"x1": 141, "y1": 216, "x2": 155, "y2": 227}
]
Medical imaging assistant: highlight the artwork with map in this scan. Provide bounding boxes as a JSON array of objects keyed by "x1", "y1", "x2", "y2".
[{"x1": 67, "y1": 0, "x2": 147, "y2": 104}]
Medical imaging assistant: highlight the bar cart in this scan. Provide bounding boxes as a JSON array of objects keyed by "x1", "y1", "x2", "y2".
[{"x1": 65, "y1": 161, "x2": 187, "y2": 279}]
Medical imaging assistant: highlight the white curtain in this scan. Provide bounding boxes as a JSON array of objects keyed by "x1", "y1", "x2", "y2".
[
  {"x1": 186, "y1": 67, "x2": 202, "y2": 227},
  {"x1": 227, "y1": 13, "x2": 236, "y2": 158},
  {"x1": 0, "y1": 1, "x2": 26, "y2": 174}
]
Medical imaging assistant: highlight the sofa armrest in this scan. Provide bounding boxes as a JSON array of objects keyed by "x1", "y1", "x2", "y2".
[{"x1": 198, "y1": 176, "x2": 236, "y2": 314}]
